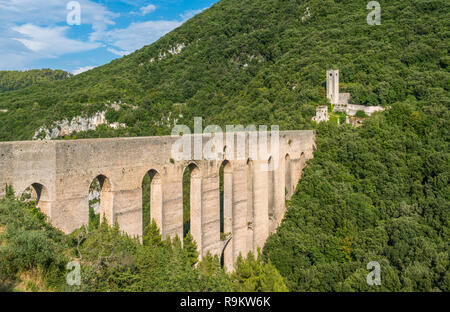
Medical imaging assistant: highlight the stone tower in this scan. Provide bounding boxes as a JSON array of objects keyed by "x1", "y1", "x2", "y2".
[{"x1": 326, "y1": 70, "x2": 340, "y2": 104}]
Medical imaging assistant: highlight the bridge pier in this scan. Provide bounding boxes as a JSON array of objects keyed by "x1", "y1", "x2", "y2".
[
  {"x1": 148, "y1": 171, "x2": 163, "y2": 234},
  {"x1": 223, "y1": 161, "x2": 233, "y2": 270},
  {"x1": 246, "y1": 159, "x2": 255, "y2": 256},
  {"x1": 189, "y1": 164, "x2": 202, "y2": 257},
  {"x1": 231, "y1": 160, "x2": 249, "y2": 265}
]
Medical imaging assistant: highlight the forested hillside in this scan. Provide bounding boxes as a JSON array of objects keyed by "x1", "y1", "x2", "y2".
[
  {"x1": 264, "y1": 103, "x2": 449, "y2": 291},
  {"x1": 0, "y1": 0, "x2": 448, "y2": 141}
]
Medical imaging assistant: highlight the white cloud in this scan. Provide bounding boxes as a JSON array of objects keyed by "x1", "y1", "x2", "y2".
[
  {"x1": 73, "y1": 65, "x2": 96, "y2": 75},
  {"x1": 12, "y1": 24, "x2": 100, "y2": 57},
  {"x1": 140, "y1": 4, "x2": 157, "y2": 16}
]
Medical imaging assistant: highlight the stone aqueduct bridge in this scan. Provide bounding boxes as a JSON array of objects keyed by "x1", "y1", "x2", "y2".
[{"x1": 0, "y1": 130, "x2": 315, "y2": 268}]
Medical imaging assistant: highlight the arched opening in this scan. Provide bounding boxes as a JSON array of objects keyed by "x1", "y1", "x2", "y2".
[
  {"x1": 267, "y1": 157, "x2": 275, "y2": 233},
  {"x1": 285, "y1": 154, "x2": 292, "y2": 199},
  {"x1": 219, "y1": 160, "x2": 233, "y2": 268},
  {"x1": 21, "y1": 183, "x2": 51, "y2": 217},
  {"x1": 246, "y1": 158, "x2": 255, "y2": 255},
  {"x1": 142, "y1": 169, "x2": 162, "y2": 235},
  {"x1": 88, "y1": 175, "x2": 113, "y2": 229},
  {"x1": 182, "y1": 163, "x2": 201, "y2": 242}
]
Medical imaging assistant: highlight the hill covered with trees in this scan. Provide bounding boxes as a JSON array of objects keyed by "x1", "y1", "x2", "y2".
[{"x1": 264, "y1": 102, "x2": 449, "y2": 291}]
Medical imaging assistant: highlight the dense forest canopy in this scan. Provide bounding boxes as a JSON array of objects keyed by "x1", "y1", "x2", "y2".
[
  {"x1": 0, "y1": 0, "x2": 448, "y2": 292},
  {"x1": 0, "y1": 0, "x2": 448, "y2": 141},
  {"x1": 264, "y1": 103, "x2": 449, "y2": 291}
]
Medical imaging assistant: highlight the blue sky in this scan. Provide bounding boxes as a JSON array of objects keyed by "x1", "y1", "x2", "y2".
[{"x1": 0, "y1": 0, "x2": 219, "y2": 74}]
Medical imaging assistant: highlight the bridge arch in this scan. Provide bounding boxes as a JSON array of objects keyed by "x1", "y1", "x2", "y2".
[
  {"x1": 21, "y1": 182, "x2": 51, "y2": 217},
  {"x1": 142, "y1": 169, "x2": 163, "y2": 234},
  {"x1": 0, "y1": 129, "x2": 316, "y2": 268},
  {"x1": 285, "y1": 154, "x2": 292, "y2": 199},
  {"x1": 88, "y1": 174, "x2": 114, "y2": 227},
  {"x1": 223, "y1": 145, "x2": 231, "y2": 160}
]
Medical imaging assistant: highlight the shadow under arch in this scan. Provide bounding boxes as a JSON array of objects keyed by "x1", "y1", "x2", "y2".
[
  {"x1": 88, "y1": 174, "x2": 114, "y2": 227},
  {"x1": 142, "y1": 169, "x2": 163, "y2": 235},
  {"x1": 21, "y1": 182, "x2": 51, "y2": 217}
]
